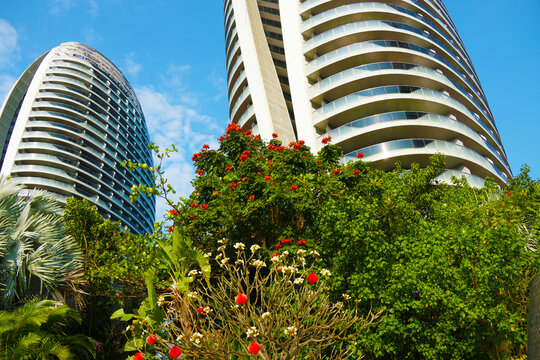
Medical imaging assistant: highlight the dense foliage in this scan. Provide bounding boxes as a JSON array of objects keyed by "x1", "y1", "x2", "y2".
[
  {"x1": 128, "y1": 124, "x2": 539, "y2": 359},
  {"x1": 0, "y1": 177, "x2": 83, "y2": 308}
]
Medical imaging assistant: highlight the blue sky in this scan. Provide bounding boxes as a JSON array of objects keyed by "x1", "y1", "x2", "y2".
[{"x1": 0, "y1": 0, "x2": 538, "y2": 216}]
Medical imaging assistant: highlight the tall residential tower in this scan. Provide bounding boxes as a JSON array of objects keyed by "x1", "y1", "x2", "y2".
[
  {"x1": 224, "y1": 0, "x2": 511, "y2": 186},
  {"x1": 0, "y1": 42, "x2": 155, "y2": 234}
]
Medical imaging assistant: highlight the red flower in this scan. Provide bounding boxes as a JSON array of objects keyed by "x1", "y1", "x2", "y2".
[
  {"x1": 289, "y1": 185, "x2": 297, "y2": 191},
  {"x1": 244, "y1": 130, "x2": 252, "y2": 136},
  {"x1": 242, "y1": 177, "x2": 248, "y2": 182},
  {"x1": 289, "y1": 142, "x2": 296, "y2": 148},
  {"x1": 274, "y1": 182, "x2": 278, "y2": 185},
  {"x1": 167, "y1": 226, "x2": 174, "y2": 234},
  {"x1": 229, "y1": 182, "x2": 238, "y2": 189},
  {"x1": 240, "y1": 154, "x2": 249, "y2": 161},
  {"x1": 196, "y1": 169, "x2": 205, "y2": 176},
  {"x1": 317, "y1": 160, "x2": 322, "y2": 164},
  {"x1": 272, "y1": 132, "x2": 278, "y2": 138},
  {"x1": 226, "y1": 123, "x2": 242, "y2": 134},
  {"x1": 264, "y1": 176, "x2": 272, "y2": 181},
  {"x1": 134, "y1": 353, "x2": 144, "y2": 360},
  {"x1": 333, "y1": 168, "x2": 340, "y2": 175},
  {"x1": 191, "y1": 152, "x2": 202, "y2": 162},
  {"x1": 297, "y1": 239, "x2": 307, "y2": 245},
  {"x1": 213, "y1": 191, "x2": 220, "y2": 196},
  {"x1": 248, "y1": 195, "x2": 255, "y2": 200},
  {"x1": 202, "y1": 144, "x2": 210, "y2": 149},
  {"x1": 235, "y1": 293, "x2": 248, "y2": 305},
  {"x1": 146, "y1": 334, "x2": 157, "y2": 345},
  {"x1": 357, "y1": 152, "x2": 365, "y2": 159},
  {"x1": 197, "y1": 307, "x2": 205, "y2": 313},
  {"x1": 275, "y1": 243, "x2": 283, "y2": 249},
  {"x1": 321, "y1": 136, "x2": 332, "y2": 144},
  {"x1": 281, "y1": 238, "x2": 291, "y2": 244},
  {"x1": 169, "y1": 346, "x2": 182, "y2": 359},
  {"x1": 307, "y1": 272, "x2": 319, "y2": 284},
  {"x1": 277, "y1": 267, "x2": 283, "y2": 272},
  {"x1": 200, "y1": 204, "x2": 208, "y2": 210},
  {"x1": 168, "y1": 209, "x2": 179, "y2": 216},
  {"x1": 190, "y1": 203, "x2": 198, "y2": 208},
  {"x1": 225, "y1": 166, "x2": 233, "y2": 171},
  {"x1": 353, "y1": 169, "x2": 361, "y2": 175},
  {"x1": 248, "y1": 341, "x2": 262, "y2": 354},
  {"x1": 272, "y1": 252, "x2": 279, "y2": 257}
]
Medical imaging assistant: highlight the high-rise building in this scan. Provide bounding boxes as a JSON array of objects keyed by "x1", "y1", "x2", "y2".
[
  {"x1": 0, "y1": 42, "x2": 155, "y2": 234},
  {"x1": 224, "y1": 0, "x2": 511, "y2": 186}
]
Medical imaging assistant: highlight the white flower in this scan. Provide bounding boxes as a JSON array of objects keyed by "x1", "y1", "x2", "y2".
[
  {"x1": 342, "y1": 294, "x2": 351, "y2": 300},
  {"x1": 187, "y1": 291, "x2": 199, "y2": 300},
  {"x1": 251, "y1": 259, "x2": 266, "y2": 268},
  {"x1": 270, "y1": 256, "x2": 281, "y2": 264},
  {"x1": 215, "y1": 253, "x2": 223, "y2": 260},
  {"x1": 234, "y1": 242, "x2": 245, "y2": 250},
  {"x1": 217, "y1": 239, "x2": 226, "y2": 244},
  {"x1": 297, "y1": 257, "x2": 306, "y2": 266},
  {"x1": 310, "y1": 250, "x2": 320, "y2": 257},
  {"x1": 334, "y1": 302, "x2": 344, "y2": 309},
  {"x1": 217, "y1": 245, "x2": 226, "y2": 252},
  {"x1": 282, "y1": 266, "x2": 297, "y2": 274},
  {"x1": 190, "y1": 332, "x2": 203, "y2": 345},
  {"x1": 204, "y1": 252, "x2": 212, "y2": 258},
  {"x1": 294, "y1": 277, "x2": 304, "y2": 285},
  {"x1": 220, "y1": 257, "x2": 230, "y2": 267},
  {"x1": 188, "y1": 270, "x2": 199, "y2": 277},
  {"x1": 235, "y1": 259, "x2": 244, "y2": 265},
  {"x1": 157, "y1": 296, "x2": 166, "y2": 307},
  {"x1": 250, "y1": 244, "x2": 261, "y2": 253},
  {"x1": 320, "y1": 268, "x2": 331, "y2": 276},
  {"x1": 262, "y1": 312, "x2": 271, "y2": 320},
  {"x1": 246, "y1": 326, "x2": 259, "y2": 338},
  {"x1": 297, "y1": 249, "x2": 306, "y2": 256},
  {"x1": 284, "y1": 326, "x2": 298, "y2": 337},
  {"x1": 204, "y1": 307, "x2": 213, "y2": 313},
  {"x1": 281, "y1": 250, "x2": 289, "y2": 257},
  {"x1": 176, "y1": 334, "x2": 184, "y2": 342}
]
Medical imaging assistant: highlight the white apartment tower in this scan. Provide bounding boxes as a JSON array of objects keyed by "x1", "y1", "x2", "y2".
[{"x1": 224, "y1": 0, "x2": 511, "y2": 186}]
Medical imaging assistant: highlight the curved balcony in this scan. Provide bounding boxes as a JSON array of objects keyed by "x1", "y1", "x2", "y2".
[
  {"x1": 229, "y1": 71, "x2": 248, "y2": 104},
  {"x1": 310, "y1": 62, "x2": 491, "y2": 125},
  {"x1": 306, "y1": 40, "x2": 493, "y2": 127},
  {"x1": 321, "y1": 111, "x2": 508, "y2": 172},
  {"x1": 313, "y1": 85, "x2": 501, "y2": 149},
  {"x1": 238, "y1": 104, "x2": 256, "y2": 129},
  {"x1": 344, "y1": 138, "x2": 508, "y2": 184},
  {"x1": 230, "y1": 85, "x2": 251, "y2": 122}
]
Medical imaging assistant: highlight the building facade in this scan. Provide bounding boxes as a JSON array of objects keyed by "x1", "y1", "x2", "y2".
[
  {"x1": 224, "y1": 0, "x2": 511, "y2": 186},
  {"x1": 0, "y1": 42, "x2": 155, "y2": 234}
]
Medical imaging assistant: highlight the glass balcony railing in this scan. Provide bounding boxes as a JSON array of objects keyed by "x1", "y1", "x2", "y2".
[
  {"x1": 322, "y1": 111, "x2": 508, "y2": 170},
  {"x1": 344, "y1": 138, "x2": 508, "y2": 181},
  {"x1": 310, "y1": 61, "x2": 490, "y2": 119},
  {"x1": 314, "y1": 85, "x2": 500, "y2": 148}
]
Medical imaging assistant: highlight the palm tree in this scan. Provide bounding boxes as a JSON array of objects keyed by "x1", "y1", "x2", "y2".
[
  {"x1": 0, "y1": 177, "x2": 84, "y2": 307},
  {"x1": 0, "y1": 299, "x2": 96, "y2": 359}
]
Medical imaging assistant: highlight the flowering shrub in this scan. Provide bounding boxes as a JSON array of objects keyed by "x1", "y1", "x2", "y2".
[{"x1": 122, "y1": 240, "x2": 378, "y2": 359}]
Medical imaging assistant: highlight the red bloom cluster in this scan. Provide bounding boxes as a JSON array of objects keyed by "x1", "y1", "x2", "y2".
[
  {"x1": 307, "y1": 272, "x2": 319, "y2": 284},
  {"x1": 235, "y1": 292, "x2": 248, "y2": 305},
  {"x1": 275, "y1": 243, "x2": 283, "y2": 249},
  {"x1": 225, "y1": 166, "x2": 233, "y2": 171},
  {"x1": 281, "y1": 238, "x2": 292, "y2": 244},
  {"x1": 244, "y1": 130, "x2": 252, "y2": 136},
  {"x1": 333, "y1": 168, "x2": 340, "y2": 175},
  {"x1": 169, "y1": 346, "x2": 182, "y2": 359},
  {"x1": 248, "y1": 195, "x2": 255, "y2": 200},
  {"x1": 146, "y1": 334, "x2": 157, "y2": 345},
  {"x1": 197, "y1": 307, "x2": 205, "y2": 314},
  {"x1": 242, "y1": 177, "x2": 248, "y2": 182},
  {"x1": 248, "y1": 341, "x2": 262, "y2": 354},
  {"x1": 289, "y1": 140, "x2": 305, "y2": 150},
  {"x1": 213, "y1": 191, "x2": 220, "y2": 196},
  {"x1": 356, "y1": 152, "x2": 365, "y2": 159},
  {"x1": 229, "y1": 182, "x2": 238, "y2": 189},
  {"x1": 196, "y1": 169, "x2": 205, "y2": 176},
  {"x1": 134, "y1": 352, "x2": 144, "y2": 360},
  {"x1": 226, "y1": 123, "x2": 242, "y2": 134},
  {"x1": 289, "y1": 185, "x2": 298, "y2": 191},
  {"x1": 190, "y1": 203, "x2": 198, "y2": 209},
  {"x1": 200, "y1": 204, "x2": 208, "y2": 210},
  {"x1": 167, "y1": 226, "x2": 174, "y2": 234},
  {"x1": 353, "y1": 169, "x2": 361, "y2": 175},
  {"x1": 168, "y1": 209, "x2": 179, "y2": 216},
  {"x1": 267, "y1": 144, "x2": 286, "y2": 152},
  {"x1": 321, "y1": 136, "x2": 332, "y2": 144},
  {"x1": 297, "y1": 239, "x2": 307, "y2": 245},
  {"x1": 264, "y1": 176, "x2": 273, "y2": 181},
  {"x1": 272, "y1": 132, "x2": 278, "y2": 138},
  {"x1": 202, "y1": 144, "x2": 210, "y2": 150},
  {"x1": 191, "y1": 152, "x2": 202, "y2": 162}
]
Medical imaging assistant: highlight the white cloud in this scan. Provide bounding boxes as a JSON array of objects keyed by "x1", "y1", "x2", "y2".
[
  {"x1": 0, "y1": 74, "x2": 16, "y2": 106},
  {"x1": 0, "y1": 19, "x2": 19, "y2": 69},
  {"x1": 135, "y1": 86, "x2": 222, "y2": 218},
  {"x1": 49, "y1": 0, "x2": 72, "y2": 15},
  {"x1": 123, "y1": 52, "x2": 142, "y2": 77},
  {"x1": 50, "y1": 0, "x2": 98, "y2": 16}
]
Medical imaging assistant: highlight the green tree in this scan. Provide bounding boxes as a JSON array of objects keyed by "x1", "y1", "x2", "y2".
[
  {"x1": 0, "y1": 299, "x2": 96, "y2": 359},
  {"x1": 0, "y1": 177, "x2": 83, "y2": 308},
  {"x1": 127, "y1": 124, "x2": 539, "y2": 359},
  {"x1": 63, "y1": 198, "x2": 160, "y2": 358}
]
